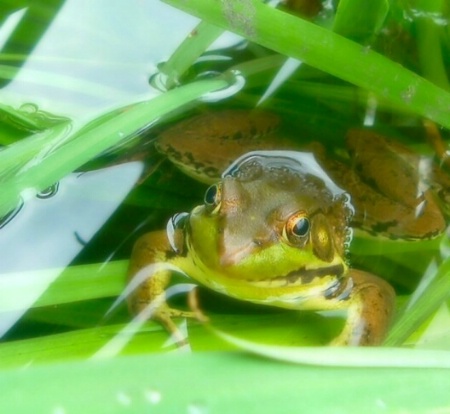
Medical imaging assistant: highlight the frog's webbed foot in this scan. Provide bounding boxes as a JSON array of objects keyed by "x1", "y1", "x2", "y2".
[
  {"x1": 328, "y1": 270, "x2": 395, "y2": 346},
  {"x1": 150, "y1": 304, "x2": 198, "y2": 347},
  {"x1": 133, "y1": 287, "x2": 209, "y2": 347}
]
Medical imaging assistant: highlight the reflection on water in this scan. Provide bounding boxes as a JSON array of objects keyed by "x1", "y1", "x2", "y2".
[
  {"x1": 36, "y1": 182, "x2": 59, "y2": 199},
  {"x1": 0, "y1": 0, "x2": 244, "y2": 117},
  {"x1": 0, "y1": 162, "x2": 143, "y2": 272},
  {"x1": 0, "y1": 1, "x2": 198, "y2": 115},
  {"x1": 0, "y1": 201, "x2": 23, "y2": 229},
  {"x1": 0, "y1": 162, "x2": 143, "y2": 337},
  {"x1": 199, "y1": 69, "x2": 247, "y2": 102}
]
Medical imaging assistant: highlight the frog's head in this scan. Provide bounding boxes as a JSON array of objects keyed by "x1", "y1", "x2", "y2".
[{"x1": 183, "y1": 151, "x2": 354, "y2": 306}]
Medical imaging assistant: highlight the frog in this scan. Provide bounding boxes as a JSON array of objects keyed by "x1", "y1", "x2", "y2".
[
  {"x1": 127, "y1": 150, "x2": 398, "y2": 346},
  {"x1": 127, "y1": 110, "x2": 449, "y2": 346}
]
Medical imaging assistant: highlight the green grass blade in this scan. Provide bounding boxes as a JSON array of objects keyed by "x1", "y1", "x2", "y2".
[
  {"x1": 2, "y1": 352, "x2": 450, "y2": 413},
  {"x1": 415, "y1": 0, "x2": 450, "y2": 90},
  {"x1": 0, "y1": 102, "x2": 51, "y2": 132},
  {"x1": 162, "y1": 0, "x2": 450, "y2": 128},
  {"x1": 385, "y1": 251, "x2": 450, "y2": 346},
  {"x1": 0, "y1": 121, "x2": 71, "y2": 180},
  {"x1": 0, "y1": 323, "x2": 170, "y2": 369},
  {"x1": 0, "y1": 261, "x2": 128, "y2": 313},
  {"x1": 160, "y1": 20, "x2": 224, "y2": 89},
  {"x1": 333, "y1": 0, "x2": 389, "y2": 41},
  {"x1": 213, "y1": 330, "x2": 450, "y2": 367},
  {"x1": 0, "y1": 78, "x2": 227, "y2": 217}
]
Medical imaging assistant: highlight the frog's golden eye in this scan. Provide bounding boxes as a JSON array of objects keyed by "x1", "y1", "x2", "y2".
[
  {"x1": 204, "y1": 184, "x2": 222, "y2": 211},
  {"x1": 284, "y1": 211, "x2": 310, "y2": 244}
]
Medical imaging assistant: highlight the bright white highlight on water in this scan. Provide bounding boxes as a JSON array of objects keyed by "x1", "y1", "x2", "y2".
[{"x1": 0, "y1": 162, "x2": 143, "y2": 337}]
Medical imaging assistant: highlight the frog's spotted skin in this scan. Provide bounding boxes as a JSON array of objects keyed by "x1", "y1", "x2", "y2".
[
  {"x1": 128, "y1": 150, "x2": 395, "y2": 346},
  {"x1": 156, "y1": 110, "x2": 291, "y2": 184},
  {"x1": 314, "y1": 130, "x2": 446, "y2": 240}
]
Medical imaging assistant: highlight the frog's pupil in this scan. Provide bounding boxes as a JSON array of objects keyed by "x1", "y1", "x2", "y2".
[
  {"x1": 204, "y1": 185, "x2": 218, "y2": 205},
  {"x1": 293, "y1": 217, "x2": 310, "y2": 237}
]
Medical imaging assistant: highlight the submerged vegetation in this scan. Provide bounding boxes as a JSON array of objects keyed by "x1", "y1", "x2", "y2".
[{"x1": 1, "y1": 0, "x2": 450, "y2": 411}]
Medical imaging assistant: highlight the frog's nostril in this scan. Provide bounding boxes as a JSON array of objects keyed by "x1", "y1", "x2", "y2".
[{"x1": 253, "y1": 239, "x2": 264, "y2": 247}]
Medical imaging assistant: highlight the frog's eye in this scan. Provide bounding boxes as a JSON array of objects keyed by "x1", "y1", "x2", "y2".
[
  {"x1": 284, "y1": 211, "x2": 310, "y2": 244},
  {"x1": 204, "y1": 184, "x2": 222, "y2": 211}
]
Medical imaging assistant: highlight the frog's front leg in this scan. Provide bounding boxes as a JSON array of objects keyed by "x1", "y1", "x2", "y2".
[
  {"x1": 328, "y1": 270, "x2": 395, "y2": 346},
  {"x1": 127, "y1": 230, "x2": 197, "y2": 344}
]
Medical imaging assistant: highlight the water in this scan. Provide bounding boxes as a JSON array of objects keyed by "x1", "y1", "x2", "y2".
[{"x1": 0, "y1": 1, "x2": 449, "y2": 409}]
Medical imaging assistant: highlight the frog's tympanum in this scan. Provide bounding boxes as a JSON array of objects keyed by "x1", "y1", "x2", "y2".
[{"x1": 129, "y1": 146, "x2": 398, "y2": 346}]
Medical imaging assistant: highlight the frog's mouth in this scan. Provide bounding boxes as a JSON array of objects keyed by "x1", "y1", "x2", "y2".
[
  {"x1": 285, "y1": 263, "x2": 346, "y2": 284},
  {"x1": 246, "y1": 263, "x2": 346, "y2": 288},
  {"x1": 216, "y1": 262, "x2": 349, "y2": 308}
]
